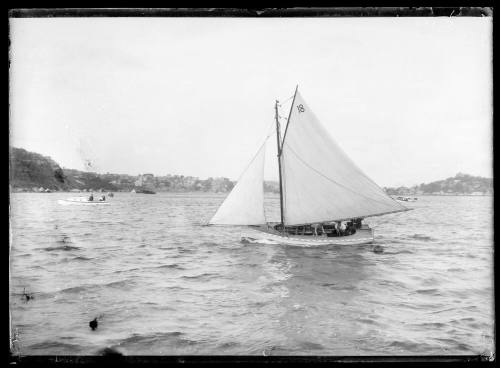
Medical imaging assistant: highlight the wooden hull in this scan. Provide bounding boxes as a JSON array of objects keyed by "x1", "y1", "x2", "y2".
[{"x1": 241, "y1": 225, "x2": 374, "y2": 246}]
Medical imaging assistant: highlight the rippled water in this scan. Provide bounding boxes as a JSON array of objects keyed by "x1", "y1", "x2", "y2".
[{"x1": 9, "y1": 193, "x2": 494, "y2": 356}]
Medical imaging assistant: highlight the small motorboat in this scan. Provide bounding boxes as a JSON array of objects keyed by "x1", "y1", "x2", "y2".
[
  {"x1": 134, "y1": 188, "x2": 156, "y2": 194},
  {"x1": 395, "y1": 196, "x2": 417, "y2": 202},
  {"x1": 57, "y1": 197, "x2": 110, "y2": 205}
]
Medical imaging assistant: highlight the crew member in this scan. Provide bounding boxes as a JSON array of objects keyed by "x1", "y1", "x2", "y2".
[
  {"x1": 340, "y1": 221, "x2": 346, "y2": 236},
  {"x1": 311, "y1": 223, "x2": 320, "y2": 236}
]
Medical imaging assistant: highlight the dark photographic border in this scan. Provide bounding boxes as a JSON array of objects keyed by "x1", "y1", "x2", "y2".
[{"x1": 7, "y1": 6, "x2": 495, "y2": 365}]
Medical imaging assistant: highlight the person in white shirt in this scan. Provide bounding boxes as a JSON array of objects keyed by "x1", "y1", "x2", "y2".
[
  {"x1": 332, "y1": 222, "x2": 339, "y2": 236},
  {"x1": 340, "y1": 221, "x2": 347, "y2": 235},
  {"x1": 311, "y1": 223, "x2": 320, "y2": 236}
]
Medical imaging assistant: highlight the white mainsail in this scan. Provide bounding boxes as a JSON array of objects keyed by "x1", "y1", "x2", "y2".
[
  {"x1": 209, "y1": 142, "x2": 267, "y2": 225},
  {"x1": 280, "y1": 91, "x2": 407, "y2": 225}
]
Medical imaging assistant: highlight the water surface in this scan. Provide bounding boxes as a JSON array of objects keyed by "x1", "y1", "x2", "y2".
[{"x1": 9, "y1": 193, "x2": 494, "y2": 355}]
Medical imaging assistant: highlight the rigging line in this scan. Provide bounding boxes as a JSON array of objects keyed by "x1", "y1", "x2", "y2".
[
  {"x1": 281, "y1": 207, "x2": 411, "y2": 226},
  {"x1": 278, "y1": 101, "x2": 404, "y2": 210},
  {"x1": 281, "y1": 86, "x2": 299, "y2": 147},
  {"x1": 283, "y1": 143, "x2": 406, "y2": 209},
  {"x1": 277, "y1": 90, "x2": 400, "y2": 209},
  {"x1": 265, "y1": 127, "x2": 277, "y2": 140},
  {"x1": 278, "y1": 93, "x2": 402, "y2": 209},
  {"x1": 226, "y1": 133, "x2": 272, "y2": 187},
  {"x1": 284, "y1": 159, "x2": 336, "y2": 225},
  {"x1": 326, "y1": 147, "x2": 406, "y2": 206},
  {"x1": 332, "y1": 147, "x2": 407, "y2": 209},
  {"x1": 280, "y1": 142, "x2": 287, "y2": 225},
  {"x1": 277, "y1": 104, "x2": 291, "y2": 112},
  {"x1": 207, "y1": 132, "x2": 273, "y2": 224},
  {"x1": 279, "y1": 94, "x2": 294, "y2": 104},
  {"x1": 266, "y1": 119, "x2": 277, "y2": 137}
]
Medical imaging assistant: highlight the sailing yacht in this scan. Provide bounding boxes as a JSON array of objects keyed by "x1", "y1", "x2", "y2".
[{"x1": 209, "y1": 86, "x2": 409, "y2": 246}]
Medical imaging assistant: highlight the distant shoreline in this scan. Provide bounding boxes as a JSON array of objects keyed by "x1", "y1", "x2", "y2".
[
  {"x1": 10, "y1": 147, "x2": 492, "y2": 196},
  {"x1": 9, "y1": 189, "x2": 279, "y2": 195}
]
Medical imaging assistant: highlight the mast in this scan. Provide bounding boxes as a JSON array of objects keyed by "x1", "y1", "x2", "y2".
[
  {"x1": 282, "y1": 85, "x2": 299, "y2": 146},
  {"x1": 274, "y1": 85, "x2": 299, "y2": 231},
  {"x1": 274, "y1": 100, "x2": 285, "y2": 231}
]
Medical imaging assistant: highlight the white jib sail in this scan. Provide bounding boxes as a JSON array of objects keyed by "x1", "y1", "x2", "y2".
[
  {"x1": 281, "y1": 91, "x2": 407, "y2": 225},
  {"x1": 209, "y1": 142, "x2": 267, "y2": 225}
]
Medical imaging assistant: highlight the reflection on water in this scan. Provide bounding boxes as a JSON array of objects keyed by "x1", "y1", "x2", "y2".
[{"x1": 9, "y1": 193, "x2": 494, "y2": 356}]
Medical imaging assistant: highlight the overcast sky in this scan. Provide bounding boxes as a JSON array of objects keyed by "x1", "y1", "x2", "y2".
[{"x1": 10, "y1": 16, "x2": 492, "y2": 187}]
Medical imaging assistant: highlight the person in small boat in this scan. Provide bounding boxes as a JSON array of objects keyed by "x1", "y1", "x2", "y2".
[
  {"x1": 354, "y1": 218, "x2": 362, "y2": 229},
  {"x1": 339, "y1": 221, "x2": 346, "y2": 236},
  {"x1": 311, "y1": 223, "x2": 320, "y2": 236},
  {"x1": 98, "y1": 195, "x2": 106, "y2": 201},
  {"x1": 335, "y1": 221, "x2": 341, "y2": 236},
  {"x1": 332, "y1": 222, "x2": 339, "y2": 236},
  {"x1": 88, "y1": 193, "x2": 94, "y2": 201},
  {"x1": 346, "y1": 221, "x2": 355, "y2": 235}
]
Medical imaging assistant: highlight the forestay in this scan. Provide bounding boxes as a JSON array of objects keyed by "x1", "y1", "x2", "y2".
[
  {"x1": 281, "y1": 91, "x2": 407, "y2": 225},
  {"x1": 209, "y1": 143, "x2": 267, "y2": 225}
]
